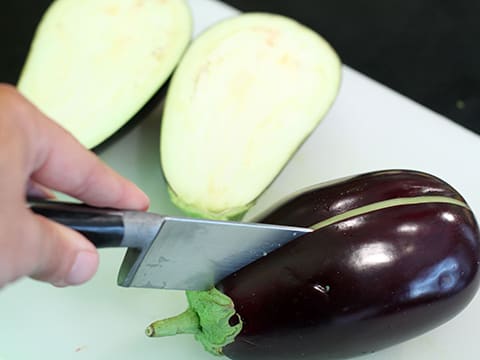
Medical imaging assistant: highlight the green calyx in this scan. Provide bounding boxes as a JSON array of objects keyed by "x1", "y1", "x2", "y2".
[
  {"x1": 167, "y1": 186, "x2": 252, "y2": 221},
  {"x1": 146, "y1": 288, "x2": 242, "y2": 356}
]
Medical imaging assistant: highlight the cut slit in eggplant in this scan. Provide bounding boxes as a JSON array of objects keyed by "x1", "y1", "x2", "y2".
[
  {"x1": 17, "y1": 0, "x2": 192, "y2": 149},
  {"x1": 160, "y1": 13, "x2": 342, "y2": 221},
  {"x1": 146, "y1": 170, "x2": 480, "y2": 360}
]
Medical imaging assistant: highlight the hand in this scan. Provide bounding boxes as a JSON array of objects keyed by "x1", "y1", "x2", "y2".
[{"x1": 0, "y1": 84, "x2": 150, "y2": 288}]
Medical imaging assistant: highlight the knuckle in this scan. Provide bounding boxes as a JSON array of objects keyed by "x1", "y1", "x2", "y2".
[{"x1": 68, "y1": 161, "x2": 105, "y2": 200}]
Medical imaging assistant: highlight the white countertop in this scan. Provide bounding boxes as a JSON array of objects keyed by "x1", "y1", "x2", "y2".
[{"x1": 1, "y1": 0, "x2": 479, "y2": 359}]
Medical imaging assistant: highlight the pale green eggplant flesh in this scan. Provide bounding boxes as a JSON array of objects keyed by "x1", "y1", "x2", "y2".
[
  {"x1": 160, "y1": 13, "x2": 341, "y2": 220},
  {"x1": 18, "y1": 0, "x2": 192, "y2": 149}
]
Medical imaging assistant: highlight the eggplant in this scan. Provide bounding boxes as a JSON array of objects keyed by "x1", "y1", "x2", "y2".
[
  {"x1": 146, "y1": 170, "x2": 480, "y2": 359},
  {"x1": 160, "y1": 13, "x2": 341, "y2": 221},
  {"x1": 18, "y1": 0, "x2": 192, "y2": 149}
]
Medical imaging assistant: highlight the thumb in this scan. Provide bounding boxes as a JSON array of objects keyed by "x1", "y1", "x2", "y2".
[{"x1": 24, "y1": 211, "x2": 99, "y2": 286}]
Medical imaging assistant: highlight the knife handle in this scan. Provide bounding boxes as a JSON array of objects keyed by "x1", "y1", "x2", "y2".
[{"x1": 28, "y1": 198, "x2": 125, "y2": 248}]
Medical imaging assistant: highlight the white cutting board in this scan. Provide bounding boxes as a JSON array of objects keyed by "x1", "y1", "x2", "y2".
[{"x1": 1, "y1": 0, "x2": 480, "y2": 359}]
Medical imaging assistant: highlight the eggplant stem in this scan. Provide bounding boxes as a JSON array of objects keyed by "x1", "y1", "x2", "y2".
[
  {"x1": 146, "y1": 308, "x2": 200, "y2": 337},
  {"x1": 146, "y1": 288, "x2": 242, "y2": 355}
]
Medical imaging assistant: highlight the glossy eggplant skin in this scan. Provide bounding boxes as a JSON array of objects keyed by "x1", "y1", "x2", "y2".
[
  {"x1": 258, "y1": 169, "x2": 464, "y2": 227},
  {"x1": 218, "y1": 170, "x2": 480, "y2": 359}
]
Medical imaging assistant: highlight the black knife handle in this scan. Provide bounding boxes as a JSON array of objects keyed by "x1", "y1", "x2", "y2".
[{"x1": 28, "y1": 199, "x2": 125, "y2": 248}]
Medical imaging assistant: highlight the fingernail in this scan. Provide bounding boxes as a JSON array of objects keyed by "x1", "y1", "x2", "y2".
[{"x1": 65, "y1": 251, "x2": 98, "y2": 285}]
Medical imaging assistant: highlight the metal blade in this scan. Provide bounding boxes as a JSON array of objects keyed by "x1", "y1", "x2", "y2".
[{"x1": 119, "y1": 216, "x2": 312, "y2": 290}]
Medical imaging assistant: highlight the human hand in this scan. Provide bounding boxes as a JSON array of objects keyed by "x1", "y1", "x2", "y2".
[{"x1": 0, "y1": 84, "x2": 150, "y2": 288}]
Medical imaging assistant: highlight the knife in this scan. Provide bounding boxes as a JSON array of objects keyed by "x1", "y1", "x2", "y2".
[{"x1": 29, "y1": 199, "x2": 312, "y2": 290}]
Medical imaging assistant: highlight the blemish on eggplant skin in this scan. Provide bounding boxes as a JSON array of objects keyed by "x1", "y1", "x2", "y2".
[
  {"x1": 229, "y1": 314, "x2": 241, "y2": 326},
  {"x1": 313, "y1": 284, "x2": 330, "y2": 294}
]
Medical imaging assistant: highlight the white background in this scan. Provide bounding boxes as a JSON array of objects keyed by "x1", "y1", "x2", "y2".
[{"x1": 1, "y1": 0, "x2": 479, "y2": 359}]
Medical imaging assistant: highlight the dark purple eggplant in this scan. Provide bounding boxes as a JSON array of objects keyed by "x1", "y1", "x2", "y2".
[{"x1": 146, "y1": 169, "x2": 480, "y2": 359}]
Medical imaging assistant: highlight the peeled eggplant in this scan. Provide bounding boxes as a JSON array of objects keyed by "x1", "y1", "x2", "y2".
[
  {"x1": 18, "y1": 0, "x2": 192, "y2": 148},
  {"x1": 160, "y1": 13, "x2": 341, "y2": 220},
  {"x1": 146, "y1": 170, "x2": 480, "y2": 359}
]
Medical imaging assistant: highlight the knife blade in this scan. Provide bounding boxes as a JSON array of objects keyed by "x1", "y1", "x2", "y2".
[{"x1": 29, "y1": 199, "x2": 312, "y2": 290}]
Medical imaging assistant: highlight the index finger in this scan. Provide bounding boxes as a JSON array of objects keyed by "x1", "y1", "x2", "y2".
[{"x1": 3, "y1": 84, "x2": 150, "y2": 210}]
